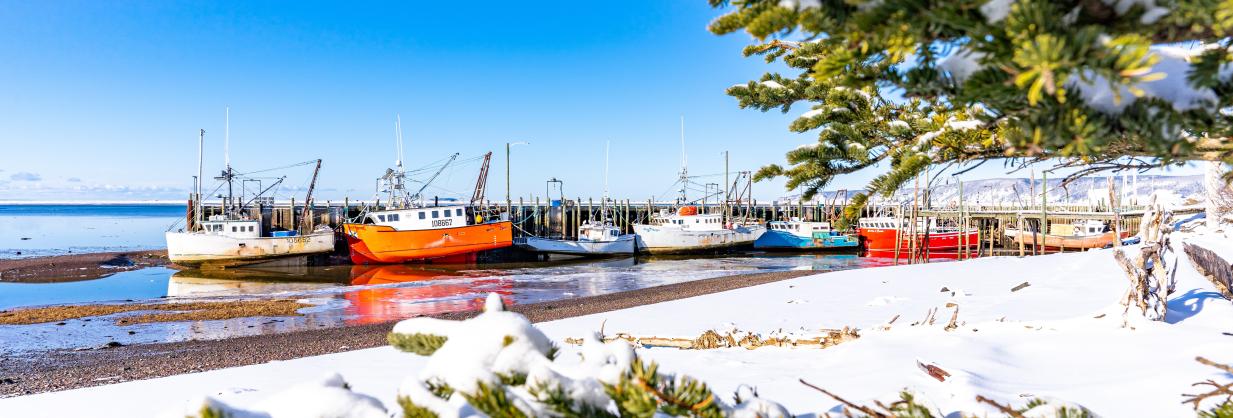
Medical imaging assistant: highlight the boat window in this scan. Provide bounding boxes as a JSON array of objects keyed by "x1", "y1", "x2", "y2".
[
  {"x1": 432, "y1": 211, "x2": 439, "y2": 219},
  {"x1": 419, "y1": 212, "x2": 426, "y2": 220},
  {"x1": 456, "y1": 208, "x2": 463, "y2": 216},
  {"x1": 248, "y1": 226, "x2": 254, "y2": 232},
  {"x1": 378, "y1": 215, "x2": 386, "y2": 222},
  {"x1": 389, "y1": 214, "x2": 400, "y2": 222},
  {"x1": 232, "y1": 226, "x2": 237, "y2": 232}
]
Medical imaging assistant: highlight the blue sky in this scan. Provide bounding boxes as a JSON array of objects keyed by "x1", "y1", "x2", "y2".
[{"x1": 0, "y1": 1, "x2": 1203, "y2": 202}]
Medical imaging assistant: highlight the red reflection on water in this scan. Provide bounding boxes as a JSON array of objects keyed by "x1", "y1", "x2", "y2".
[
  {"x1": 862, "y1": 250, "x2": 980, "y2": 262},
  {"x1": 341, "y1": 265, "x2": 514, "y2": 324}
]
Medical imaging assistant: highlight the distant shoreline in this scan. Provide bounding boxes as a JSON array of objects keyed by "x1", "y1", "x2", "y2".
[{"x1": 0, "y1": 201, "x2": 186, "y2": 206}]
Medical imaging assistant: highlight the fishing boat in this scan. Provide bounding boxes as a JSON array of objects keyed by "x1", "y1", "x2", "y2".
[
  {"x1": 634, "y1": 206, "x2": 765, "y2": 254},
  {"x1": 1004, "y1": 219, "x2": 1127, "y2": 249},
  {"x1": 342, "y1": 116, "x2": 513, "y2": 264},
  {"x1": 856, "y1": 216, "x2": 979, "y2": 253},
  {"x1": 514, "y1": 143, "x2": 636, "y2": 257},
  {"x1": 754, "y1": 218, "x2": 859, "y2": 251},
  {"x1": 517, "y1": 219, "x2": 636, "y2": 256},
  {"x1": 166, "y1": 112, "x2": 335, "y2": 268},
  {"x1": 630, "y1": 119, "x2": 765, "y2": 254}
]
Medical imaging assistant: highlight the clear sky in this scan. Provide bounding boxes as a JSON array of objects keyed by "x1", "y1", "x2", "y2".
[{"x1": 0, "y1": 1, "x2": 1204, "y2": 202}]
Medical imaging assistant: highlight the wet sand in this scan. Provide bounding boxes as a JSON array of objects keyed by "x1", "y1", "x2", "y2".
[
  {"x1": 0, "y1": 250, "x2": 171, "y2": 283},
  {"x1": 0, "y1": 269, "x2": 814, "y2": 397}
]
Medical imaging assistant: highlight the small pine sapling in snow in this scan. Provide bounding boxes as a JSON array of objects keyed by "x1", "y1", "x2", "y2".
[
  {"x1": 389, "y1": 293, "x2": 794, "y2": 417},
  {"x1": 175, "y1": 372, "x2": 387, "y2": 418}
]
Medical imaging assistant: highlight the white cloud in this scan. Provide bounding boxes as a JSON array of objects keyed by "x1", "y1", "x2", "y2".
[{"x1": 10, "y1": 172, "x2": 41, "y2": 181}]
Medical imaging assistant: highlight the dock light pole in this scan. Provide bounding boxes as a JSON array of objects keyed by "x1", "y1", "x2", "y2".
[{"x1": 506, "y1": 141, "x2": 530, "y2": 217}]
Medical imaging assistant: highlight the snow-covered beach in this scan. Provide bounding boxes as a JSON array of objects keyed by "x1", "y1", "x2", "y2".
[{"x1": 5, "y1": 226, "x2": 1231, "y2": 417}]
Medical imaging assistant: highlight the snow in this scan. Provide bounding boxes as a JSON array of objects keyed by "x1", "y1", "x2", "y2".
[
  {"x1": 759, "y1": 80, "x2": 785, "y2": 89},
  {"x1": 980, "y1": 0, "x2": 1015, "y2": 23},
  {"x1": 888, "y1": 119, "x2": 910, "y2": 129},
  {"x1": 800, "y1": 107, "x2": 825, "y2": 119},
  {"x1": 944, "y1": 119, "x2": 983, "y2": 131},
  {"x1": 6, "y1": 230, "x2": 1233, "y2": 416},
  {"x1": 1071, "y1": 45, "x2": 1227, "y2": 114},
  {"x1": 939, "y1": 48, "x2": 986, "y2": 82}
]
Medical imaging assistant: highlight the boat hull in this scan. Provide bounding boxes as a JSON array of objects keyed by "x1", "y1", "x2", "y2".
[
  {"x1": 165, "y1": 231, "x2": 335, "y2": 268},
  {"x1": 1004, "y1": 230, "x2": 1128, "y2": 249},
  {"x1": 754, "y1": 230, "x2": 860, "y2": 251},
  {"x1": 515, "y1": 235, "x2": 636, "y2": 256},
  {"x1": 343, "y1": 221, "x2": 513, "y2": 264},
  {"x1": 857, "y1": 227, "x2": 980, "y2": 251},
  {"x1": 632, "y1": 224, "x2": 766, "y2": 254}
]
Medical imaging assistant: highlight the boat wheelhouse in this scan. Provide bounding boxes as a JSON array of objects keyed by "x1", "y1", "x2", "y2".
[
  {"x1": 856, "y1": 216, "x2": 979, "y2": 253},
  {"x1": 755, "y1": 218, "x2": 859, "y2": 251}
]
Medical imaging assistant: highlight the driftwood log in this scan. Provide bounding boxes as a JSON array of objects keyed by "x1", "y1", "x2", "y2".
[
  {"x1": 1184, "y1": 242, "x2": 1233, "y2": 299},
  {"x1": 1114, "y1": 197, "x2": 1176, "y2": 323},
  {"x1": 564, "y1": 327, "x2": 860, "y2": 350}
]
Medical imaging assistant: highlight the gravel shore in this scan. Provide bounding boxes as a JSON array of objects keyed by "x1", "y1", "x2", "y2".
[
  {"x1": 0, "y1": 269, "x2": 814, "y2": 397},
  {"x1": 0, "y1": 250, "x2": 171, "y2": 283}
]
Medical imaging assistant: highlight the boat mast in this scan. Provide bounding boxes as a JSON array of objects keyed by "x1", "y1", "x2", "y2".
[
  {"x1": 678, "y1": 116, "x2": 688, "y2": 204},
  {"x1": 603, "y1": 140, "x2": 610, "y2": 219},
  {"x1": 223, "y1": 107, "x2": 234, "y2": 217},
  {"x1": 196, "y1": 128, "x2": 205, "y2": 230}
]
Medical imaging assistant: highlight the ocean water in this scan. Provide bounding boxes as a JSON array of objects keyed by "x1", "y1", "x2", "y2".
[{"x1": 0, "y1": 204, "x2": 184, "y2": 258}]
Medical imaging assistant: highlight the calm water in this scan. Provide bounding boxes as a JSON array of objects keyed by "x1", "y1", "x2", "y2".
[
  {"x1": 0, "y1": 204, "x2": 917, "y2": 354},
  {"x1": 0, "y1": 204, "x2": 184, "y2": 258},
  {"x1": 0, "y1": 254, "x2": 898, "y2": 353}
]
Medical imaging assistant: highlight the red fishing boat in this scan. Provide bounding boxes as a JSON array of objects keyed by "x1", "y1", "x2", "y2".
[{"x1": 857, "y1": 216, "x2": 980, "y2": 253}]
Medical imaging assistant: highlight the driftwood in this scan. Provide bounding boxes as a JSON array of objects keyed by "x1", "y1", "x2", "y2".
[
  {"x1": 1115, "y1": 197, "x2": 1176, "y2": 323},
  {"x1": 975, "y1": 395, "x2": 1027, "y2": 418},
  {"x1": 916, "y1": 360, "x2": 951, "y2": 382},
  {"x1": 1184, "y1": 242, "x2": 1233, "y2": 299},
  {"x1": 1183, "y1": 357, "x2": 1233, "y2": 410},
  {"x1": 565, "y1": 327, "x2": 860, "y2": 350}
]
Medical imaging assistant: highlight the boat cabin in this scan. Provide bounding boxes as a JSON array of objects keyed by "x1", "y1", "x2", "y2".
[
  {"x1": 366, "y1": 205, "x2": 471, "y2": 231},
  {"x1": 199, "y1": 217, "x2": 261, "y2": 239},
  {"x1": 767, "y1": 219, "x2": 834, "y2": 238},
  {"x1": 1051, "y1": 219, "x2": 1108, "y2": 237},
  {"x1": 650, "y1": 211, "x2": 726, "y2": 231},
  {"x1": 578, "y1": 221, "x2": 622, "y2": 242}
]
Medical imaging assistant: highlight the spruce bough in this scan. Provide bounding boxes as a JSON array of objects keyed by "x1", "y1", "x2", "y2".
[{"x1": 708, "y1": 0, "x2": 1233, "y2": 217}]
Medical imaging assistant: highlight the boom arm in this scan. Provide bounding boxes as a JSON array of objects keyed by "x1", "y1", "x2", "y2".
[{"x1": 471, "y1": 152, "x2": 492, "y2": 206}]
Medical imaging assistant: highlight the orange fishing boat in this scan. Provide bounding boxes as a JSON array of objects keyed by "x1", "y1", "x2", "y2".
[
  {"x1": 343, "y1": 205, "x2": 512, "y2": 264},
  {"x1": 344, "y1": 126, "x2": 511, "y2": 264}
]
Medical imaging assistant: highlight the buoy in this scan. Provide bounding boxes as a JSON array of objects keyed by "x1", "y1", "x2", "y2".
[{"x1": 677, "y1": 206, "x2": 698, "y2": 216}]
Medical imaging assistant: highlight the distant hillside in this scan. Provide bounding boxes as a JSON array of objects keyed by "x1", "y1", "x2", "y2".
[{"x1": 778, "y1": 175, "x2": 1205, "y2": 207}]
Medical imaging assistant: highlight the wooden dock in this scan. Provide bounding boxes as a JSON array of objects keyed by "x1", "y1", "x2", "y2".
[{"x1": 187, "y1": 195, "x2": 1197, "y2": 258}]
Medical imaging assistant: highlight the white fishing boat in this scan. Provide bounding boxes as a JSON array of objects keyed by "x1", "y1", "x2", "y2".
[
  {"x1": 514, "y1": 143, "x2": 635, "y2": 256},
  {"x1": 516, "y1": 220, "x2": 636, "y2": 256},
  {"x1": 165, "y1": 110, "x2": 335, "y2": 268},
  {"x1": 633, "y1": 206, "x2": 765, "y2": 254},
  {"x1": 631, "y1": 119, "x2": 765, "y2": 254}
]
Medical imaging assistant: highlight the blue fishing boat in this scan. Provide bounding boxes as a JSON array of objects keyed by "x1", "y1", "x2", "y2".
[{"x1": 754, "y1": 219, "x2": 860, "y2": 251}]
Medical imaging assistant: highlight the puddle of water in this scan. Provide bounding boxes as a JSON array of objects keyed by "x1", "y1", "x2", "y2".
[{"x1": 0, "y1": 253, "x2": 907, "y2": 353}]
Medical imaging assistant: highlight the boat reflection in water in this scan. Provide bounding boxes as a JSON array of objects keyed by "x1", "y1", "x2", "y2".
[
  {"x1": 342, "y1": 264, "x2": 513, "y2": 324},
  {"x1": 167, "y1": 266, "x2": 349, "y2": 297}
]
